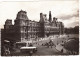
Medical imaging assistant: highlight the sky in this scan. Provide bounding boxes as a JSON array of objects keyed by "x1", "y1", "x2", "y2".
[{"x1": 0, "y1": 0, "x2": 79, "y2": 29}]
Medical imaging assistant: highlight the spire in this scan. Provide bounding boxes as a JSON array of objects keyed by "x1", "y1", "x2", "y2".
[{"x1": 49, "y1": 11, "x2": 52, "y2": 22}]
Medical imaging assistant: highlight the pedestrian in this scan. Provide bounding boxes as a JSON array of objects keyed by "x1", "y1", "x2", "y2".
[
  {"x1": 29, "y1": 51, "x2": 33, "y2": 56},
  {"x1": 29, "y1": 43, "x2": 33, "y2": 47},
  {"x1": 4, "y1": 46, "x2": 10, "y2": 56},
  {"x1": 47, "y1": 43, "x2": 49, "y2": 48},
  {"x1": 51, "y1": 44, "x2": 52, "y2": 48},
  {"x1": 61, "y1": 49, "x2": 63, "y2": 53}
]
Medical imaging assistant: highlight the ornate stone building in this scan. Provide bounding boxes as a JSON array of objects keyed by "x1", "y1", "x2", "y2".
[{"x1": 1, "y1": 10, "x2": 64, "y2": 42}]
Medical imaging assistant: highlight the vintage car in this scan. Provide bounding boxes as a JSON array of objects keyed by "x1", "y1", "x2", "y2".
[{"x1": 20, "y1": 46, "x2": 37, "y2": 54}]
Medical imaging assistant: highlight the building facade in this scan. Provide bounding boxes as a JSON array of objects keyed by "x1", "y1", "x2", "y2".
[{"x1": 1, "y1": 10, "x2": 64, "y2": 42}]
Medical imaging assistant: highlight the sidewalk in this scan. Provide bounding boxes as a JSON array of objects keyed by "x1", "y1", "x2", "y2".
[{"x1": 55, "y1": 44, "x2": 67, "y2": 53}]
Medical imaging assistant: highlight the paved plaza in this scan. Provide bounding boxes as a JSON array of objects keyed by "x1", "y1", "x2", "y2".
[{"x1": 4, "y1": 34, "x2": 78, "y2": 56}]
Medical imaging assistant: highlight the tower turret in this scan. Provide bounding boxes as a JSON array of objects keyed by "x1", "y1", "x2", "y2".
[
  {"x1": 49, "y1": 11, "x2": 52, "y2": 22},
  {"x1": 16, "y1": 10, "x2": 28, "y2": 20},
  {"x1": 4, "y1": 19, "x2": 12, "y2": 29}
]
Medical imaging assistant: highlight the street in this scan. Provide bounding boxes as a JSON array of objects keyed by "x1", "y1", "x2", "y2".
[
  {"x1": 2, "y1": 34, "x2": 79, "y2": 56},
  {"x1": 9, "y1": 35, "x2": 67, "y2": 56},
  {"x1": 33, "y1": 45, "x2": 66, "y2": 56},
  {"x1": 10, "y1": 44, "x2": 66, "y2": 56}
]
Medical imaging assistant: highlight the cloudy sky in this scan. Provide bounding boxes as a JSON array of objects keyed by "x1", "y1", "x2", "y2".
[{"x1": 0, "y1": 0, "x2": 79, "y2": 29}]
